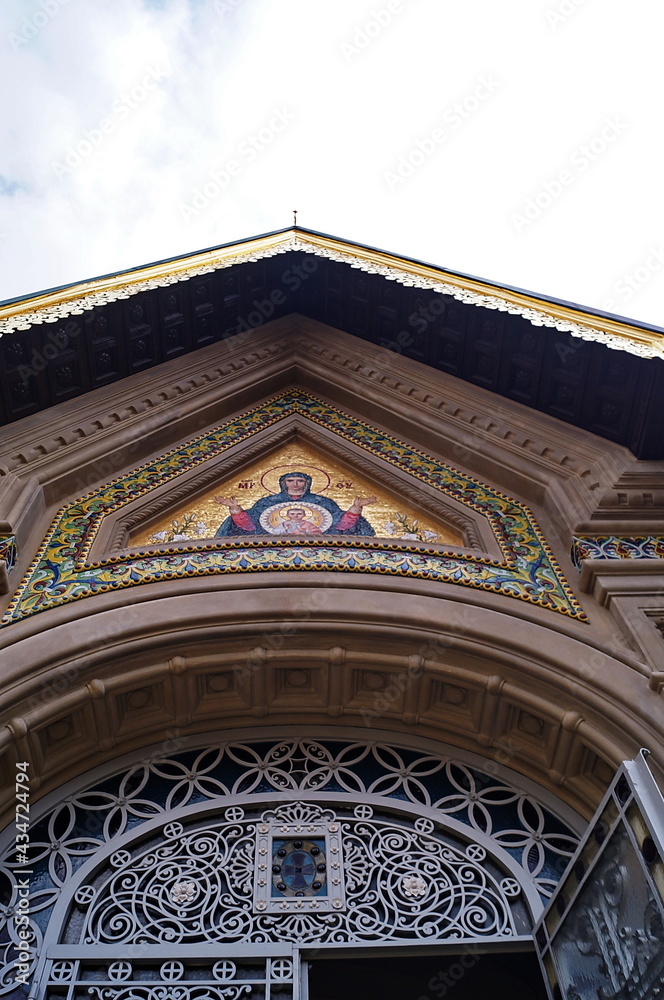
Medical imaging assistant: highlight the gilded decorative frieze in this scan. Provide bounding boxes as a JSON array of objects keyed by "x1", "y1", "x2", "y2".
[
  {"x1": 1, "y1": 231, "x2": 660, "y2": 360},
  {"x1": 2, "y1": 391, "x2": 587, "y2": 625}
]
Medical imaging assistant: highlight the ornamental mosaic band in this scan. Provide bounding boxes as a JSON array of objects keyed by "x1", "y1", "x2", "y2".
[{"x1": 215, "y1": 472, "x2": 376, "y2": 536}]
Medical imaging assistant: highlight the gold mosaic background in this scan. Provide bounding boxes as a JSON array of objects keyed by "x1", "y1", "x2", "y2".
[{"x1": 132, "y1": 441, "x2": 463, "y2": 547}]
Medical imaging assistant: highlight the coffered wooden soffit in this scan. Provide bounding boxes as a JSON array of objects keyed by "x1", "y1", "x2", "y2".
[{"x1": 1, "y1": 228, "x2": 662, "y2": 457}]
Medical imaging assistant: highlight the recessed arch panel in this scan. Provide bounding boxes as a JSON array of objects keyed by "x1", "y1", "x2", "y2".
[{"x1": 0, "y1": 730, "x2": 582, "y2": 997}]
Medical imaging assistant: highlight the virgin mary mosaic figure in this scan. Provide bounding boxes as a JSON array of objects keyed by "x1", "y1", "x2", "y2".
[{"x1": 215, "y1": 471, "x2": 376, "y2": 536}]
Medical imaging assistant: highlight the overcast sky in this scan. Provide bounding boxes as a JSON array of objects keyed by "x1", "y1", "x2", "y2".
[{"x1": 0, "y1": 0, "x2": 662, "y2": 329}]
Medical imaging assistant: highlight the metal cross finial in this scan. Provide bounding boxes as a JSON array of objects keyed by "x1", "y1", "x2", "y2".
[{"x1": 293, "y1": 209, "x2": 297, "y2": 227}]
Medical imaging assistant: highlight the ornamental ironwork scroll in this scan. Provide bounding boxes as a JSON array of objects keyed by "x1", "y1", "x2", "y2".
[
  {"x1": 535, "y1": 752, "x2": 664, "y2": 999},
  {"x1": 0, "y1": 735, "x2": 580, "y2": 994},
  {"x1": 68, "y1": 802, "x2": 527, "y2": 946},
  {"x1": 42, "y1": 956, "x2": 293, "y2": 1000}
]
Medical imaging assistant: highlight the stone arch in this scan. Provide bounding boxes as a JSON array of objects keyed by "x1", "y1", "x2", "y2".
[
  {"x1": 0, "y1": 576, "x2": 657, "y2": 831},
  {"x1": 1, "y1": 729, "x2": 584, "y2": 997}
]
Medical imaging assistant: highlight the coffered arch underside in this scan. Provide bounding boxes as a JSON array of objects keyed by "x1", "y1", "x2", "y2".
[{"x1": 0, "y1": 580, "x2": 656, "y2": 833}]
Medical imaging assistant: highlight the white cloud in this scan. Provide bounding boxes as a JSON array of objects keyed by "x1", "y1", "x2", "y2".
[{"x1": 0, "y1": 0, "x2": 661, "y2": 328}]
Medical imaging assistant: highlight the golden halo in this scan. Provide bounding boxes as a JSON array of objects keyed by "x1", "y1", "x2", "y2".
[{"x1": 260, "y1": 464, "x2": 330, "y2": 495}]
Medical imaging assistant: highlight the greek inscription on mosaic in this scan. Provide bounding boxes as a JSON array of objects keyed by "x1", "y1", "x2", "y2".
[{"x1": 135, "y1": 443, "x2": 458, "y2": 545}]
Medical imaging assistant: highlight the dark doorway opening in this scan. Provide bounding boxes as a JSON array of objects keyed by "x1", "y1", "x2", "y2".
[{"x1": 308, "y1": 951, "x2": 547, "y2": 1000}]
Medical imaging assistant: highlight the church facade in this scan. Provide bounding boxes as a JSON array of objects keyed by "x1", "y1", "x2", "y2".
[{"x1": 1, "y1": 229, "x2": 663, "y2": 999}]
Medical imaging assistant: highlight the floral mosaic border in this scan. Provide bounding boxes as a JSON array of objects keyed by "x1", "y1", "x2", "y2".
[
  {"x1": 0, "y1": 536, "x2": 17, "y2": 573},
  {"x1": 2, "y1": 390, "x2": 587, "y2": 625},
  {"x1": 571, "y1": 535, "x2": 664, "y2": 570}
]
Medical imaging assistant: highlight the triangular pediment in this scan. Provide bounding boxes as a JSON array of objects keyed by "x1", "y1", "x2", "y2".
[
  {"x1": 130, "y1": 439, "x2": 464, "y2": 547},
  {"x1": 3, "y1": 387, "x2": 586, "y2": 625}
]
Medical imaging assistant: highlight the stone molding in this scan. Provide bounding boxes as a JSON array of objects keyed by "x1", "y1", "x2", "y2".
[
  {"x1": 590, "y1": 468, "x2": 664, "y2": 524},
  {"x1": 0, "y1": 319, "x2": 629, "y2": 489},
  {"x1": 579, "y1": 559, "x2": 664, "y2": 678},
  {"x1": 2, "y1": 385, "x2": 592, "y2": 626},
  {"x1": 0, "y1": 317, "x2": 654, "y2": 565},
  {"x1": 0, "y1": 581, "x2": 660, "y2": 829},
  {"x1": 98, "y1": 416, "x2": 490, "y2": 559},
  {"x1": 0, "y1": 315, "x2": 662, "y2": 840},
  {"x1": 0, "y1": 332, "x2": 293, "y2": 478}
]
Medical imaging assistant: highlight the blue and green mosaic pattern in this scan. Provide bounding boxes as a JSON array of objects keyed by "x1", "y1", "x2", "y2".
[
  {"x1": 0, "y1": 536, "x2": 17, "y2": 574},
  {"x1": 2, "y1": 391, "x2": 586, "y2": 625},
  {"x1": 571, "y1": 535, "x2": 664, "y2": 569}
]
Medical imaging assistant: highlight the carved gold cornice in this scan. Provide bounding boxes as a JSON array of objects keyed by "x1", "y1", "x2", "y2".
[
  {"x1": 1, "y1": 229, "x2": 662, "y2": 360},
  {"x1": 0, "y1": 230, "x2": 293, "y2": 330}
]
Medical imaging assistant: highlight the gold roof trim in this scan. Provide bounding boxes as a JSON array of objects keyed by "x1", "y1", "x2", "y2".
[{"x1": 1, "y1": 229, "x2": 662, "y2": 359}]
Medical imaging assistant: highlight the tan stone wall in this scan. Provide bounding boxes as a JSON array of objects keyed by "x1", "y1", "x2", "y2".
[{"x1": 1, "y1": 316, "x2": 662, "y2": 826}]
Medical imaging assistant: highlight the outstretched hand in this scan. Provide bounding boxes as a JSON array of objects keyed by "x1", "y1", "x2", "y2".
[
  {"x1": 215, "y1": 495, "x2": 242, "y2": 512},
  {"x1": 349, "y1": 495, "x2": 377, "y2": 513}
]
